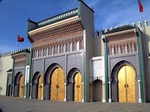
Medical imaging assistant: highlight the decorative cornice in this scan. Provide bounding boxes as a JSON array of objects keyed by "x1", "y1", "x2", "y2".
[
  {"x1": 38, "y1": 8, "x2": 78, "y2": 27},
  {"x1": 106, "y1": 31, "x2": 135, "y2": 42},
  {"x1": 28, "y1": 16, "x2": 79, "y2": 36},
  {"x1": 0, "y1": 47, "x2": 30, "y2": 57},
  {"x1": 32, "y1": 31, "x2": 83, "y2": 50},
  {"x1": 29, "y1": 20, "x2": 84, "y2": 42}
]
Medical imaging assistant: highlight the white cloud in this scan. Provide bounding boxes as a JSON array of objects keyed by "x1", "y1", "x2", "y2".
[
  {"x1": 87, "y1": 0, "x2": 102, "y2": 7},
  {"x1": 93, "y1": 0, "x2": 150, "y2": 30}
]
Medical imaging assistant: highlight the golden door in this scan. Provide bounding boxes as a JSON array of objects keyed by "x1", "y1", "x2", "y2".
[
  {"x1": 19, "y1": 75, "x2": 24, "y2": 97},
  {"x1": 38, "y1": 75, "x2": 42, "y2": 99},
  {"x1": 50, "y1": 67, "x2": 64, "y2": 101},
  {"x1": 74, "y1": 72, "x2": 82, "y2": 102},
  {"x1": 118, "y1": 65, "x2": 135, "y2": 102}
]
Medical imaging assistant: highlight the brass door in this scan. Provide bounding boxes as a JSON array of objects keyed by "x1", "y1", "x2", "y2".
[
  {"x1": 38, "y1": 75, "x2": 42, "y2": 99},
  {"x1": 50, "y1": 67, "x2": 64, "y2": 101},
  {"x1": 19, "y1": 75, "x2": 24, "y2": 97},
  {"x1": 74, "y1": 72, "x2": 82, "y2": 102},
  {"x1": 118, "y1": 65, "x2": 135, "y2": 102}
]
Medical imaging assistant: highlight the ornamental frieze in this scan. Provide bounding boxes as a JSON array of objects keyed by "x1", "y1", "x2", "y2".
[
  {"x1": 32, "y1": 33, "x2": 83, "y2": 50},
  {"x1": 106, "y1": 32, "x2": 135, "y2": 42},
  {"x1": 14, "y1": 61, "x2": 25, "y2": 68},
  {"x1": 29, "y1": 20, "x2": 84, "y2": 42}
]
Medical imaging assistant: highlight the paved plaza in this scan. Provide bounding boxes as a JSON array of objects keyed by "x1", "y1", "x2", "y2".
[{"x1": 0, "y1": 96, "x2": 150, "y2": 112}]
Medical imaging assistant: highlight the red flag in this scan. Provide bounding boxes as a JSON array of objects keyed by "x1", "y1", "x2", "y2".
[
  {"x1": 138, "y1": 0, "x2": 143, "y2": 12},
  {"x1": 17, "y1": 35, "x2": 24, "y2": 42}
]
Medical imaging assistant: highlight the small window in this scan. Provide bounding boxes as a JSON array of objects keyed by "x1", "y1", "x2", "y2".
[
  {"x1": 51, "y1": 47, "x2": 54, "y2": 55},
  {"x1": 49, "y1": 47, "x2": 52, "y2": 55},
  {"x1": 73, "y1": 42, "x2": 77, "y2": 51},
  {"x1": 109, "y1": 48, "x2": 112, "y2": 55},
  {"x1": 66, "y1": 43, "x2": 70, "y2": 52},
  {"x1": 60, "y1": 45, "x2": 63, "y2": 54},
  {"x1": 70, "y1": 43, "x2": 72, "y2": 52},
  {"x1": 125, "y1": 45, "x2": 128, "y2": 53},
  {"x1": 63, "y1": 44, "x2": 66, "y2": 53},
  {"x1": 118, "y1": 46, "x2": 121, "y2": 54},
  {"x1": 77, "y1": 41, "x2": 80, "y2": 51},
  {"x1": 55, "y1": 46, "x2": 59, "y2": 54},
  {"x1": 122, "y1": 46, "x2": 125, "y2": 54},
  {"x1": 131, "y1": 43, "x2": 135, "y2": 53},
  {"x1": 46, "y1": 48, "x2": 48, "y2": 56},
  {"x1": 38, "y1": 50, "x2": 41, "y2": 57},
  {"x1": 79, "y1": 41, "x2": 82, "y2": 50}
]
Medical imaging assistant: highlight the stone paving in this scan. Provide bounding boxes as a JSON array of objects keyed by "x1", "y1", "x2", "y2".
[{"x1": 0, "y1": 96, "x2": 150, "y2": 112}]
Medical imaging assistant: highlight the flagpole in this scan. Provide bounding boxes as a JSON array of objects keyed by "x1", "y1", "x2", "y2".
[
  {"x1": 140, "y1": 12, "x2": 142, "y2": 26},
  {"x1": 139, "y1": 12, "x2": 144, "y2": 32},
  {"x1": 138, "y1": 0, "x2": 144, "y2": 32}
]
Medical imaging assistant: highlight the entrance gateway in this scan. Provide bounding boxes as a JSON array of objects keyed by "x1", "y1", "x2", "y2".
[
  {"x1": 50, "y1": 67, "x2": 64, "y2": 101},
  {"x1": 74, "y1": 72, "x2": 82, "y2": 102},
  {"x1": 19, "y1": 75, "x2": 24, "y2": 97},
  {"x1": 49, "y1": 67, "x2": 83, "y2": 101},
  {"x1": 118, "y1": 65, "x2": 136, "y2": 102},
  {"x1": 38, "y1": 75, "x2": 42, "y2": 99}
]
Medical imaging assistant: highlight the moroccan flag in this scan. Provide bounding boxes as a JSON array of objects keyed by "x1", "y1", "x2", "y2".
[
  {"x1": 17, "y1": 35, "x2": 24, "y2": 42},
  {"x1": 138, "y1": 0, "x2": 143, "y2": 12}
]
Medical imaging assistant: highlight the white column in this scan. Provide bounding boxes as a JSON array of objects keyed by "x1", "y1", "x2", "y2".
[
  {"x1": 24, "y1": 84, "x2": 26, "y2": 98},
  {"x1": 82, "y1": 82, "x2": 84, "y2": 102},
  {"x1": 41, "y1": 83, "x2": 44, "y2": 100},
  {"x1": 138, "y1": 80, "x2": 142, "y2": 103},
  {"x1": 108, "y1": 81, "x2": 111, "y2": 102},
  {"x1": 102, "y1": 81, "x2": 105, "y2": 102},
  {"x1": 29, "y1": 83, "x2": 32, "y2": 99},
  {"x1": 64, "y1": 83, "x2": 67, "y2": 101}
]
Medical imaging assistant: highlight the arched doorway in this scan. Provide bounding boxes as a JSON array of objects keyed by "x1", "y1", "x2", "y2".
[
  {"x1": 19, "y1": 75, "x2": 24, "y2": 97},
  {"x1": 93, "y1": 79, "x2": 102, "y2": 102},
  {"x1": 50, "y1": 67, "x2": 64, "y2": 101},
  {"x1": 118, "y1": 65, "x2": 136, "y2": 102},
  {"x1": 14, "y1": 72, "x2": 24, "y2": 97},
  {"x1": 32, "y1": 72, "x2": 42, "y2": 99},
  {"x1": 38, "y1": 75, "x2": 42, "y2": 99},
  {"x1": 74, "y1": 72, "x2": 82, "y2": 102}
]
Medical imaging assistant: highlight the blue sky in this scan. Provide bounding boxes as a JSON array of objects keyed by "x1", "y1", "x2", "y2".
[{"x1": 0, "y1": 0, "x2": 150, "y2": 54}]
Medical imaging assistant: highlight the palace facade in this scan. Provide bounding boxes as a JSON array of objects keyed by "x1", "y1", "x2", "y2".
[{"x1": 0, "y1": 0, "x2": 150, "y2": 103}]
